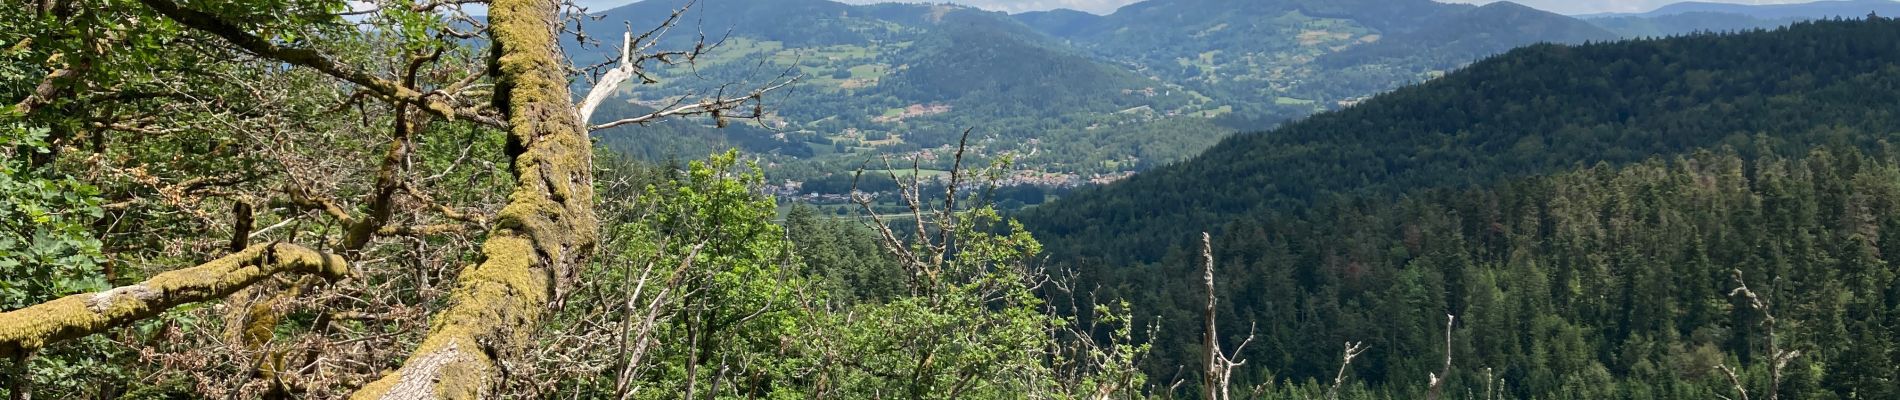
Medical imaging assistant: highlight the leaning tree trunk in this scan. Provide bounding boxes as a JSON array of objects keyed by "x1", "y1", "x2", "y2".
[{"x1": 347, "y1": 0, "x2": 598, "y2": 397}]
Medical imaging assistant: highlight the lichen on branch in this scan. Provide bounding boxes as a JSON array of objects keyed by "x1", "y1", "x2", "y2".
[{"x1": 0, "y1": 243, "x2": 349, "y2": 359}]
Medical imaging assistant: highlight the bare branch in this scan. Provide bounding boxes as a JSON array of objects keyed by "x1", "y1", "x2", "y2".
[
  {"x1": 573, "y1": 0, "x2": 799, "y2": 134},
  {"x1": 934, "y1": 129, "x2": 973, "y2": 257}
]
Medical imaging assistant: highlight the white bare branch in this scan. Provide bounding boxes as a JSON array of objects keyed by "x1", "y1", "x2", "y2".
[
  {"x1": 588, "y1": 78, "x2": 796, "y2": 132},
  {"x1": 577, "y1": 31, "x2": 637, "y2": 125},
  {"x1": 571, "y1": 0, "x2": 797, "y2": 133}
]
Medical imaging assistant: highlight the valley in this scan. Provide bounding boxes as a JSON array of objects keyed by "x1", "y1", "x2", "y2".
[{"x1": 576, "y1": 0, "x2": 1667, "y2": 204}]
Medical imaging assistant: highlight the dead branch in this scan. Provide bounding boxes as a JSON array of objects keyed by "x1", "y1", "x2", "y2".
[
  {"x1": 587, "y1": 78, "x2": 795, "y2": 132},
  {"x1": 1427, "y1": 314, "x2": 1455, "y2": 400},
  {"x1": 1200, "y1": 232, "x2": 1251, "y2": 400},
  {"x1": 1717, "y1": 364, "x2": 1749, "y2": 400},
  {"x1": 577, "y1": 0, "x2": 699, "y2": 123},
  {"x1": 1330, "y1": 341, "x2": 1368, "y2": 400},
  {"x1": 614, "y1": 242, "x2": 707, "y2": 400},
  {"x1": 577, "y1": 30, "x2": 640, "y2": 125},
  {"x1": 1722, "y1": 269, "x2": 1798, "y2": 400}
]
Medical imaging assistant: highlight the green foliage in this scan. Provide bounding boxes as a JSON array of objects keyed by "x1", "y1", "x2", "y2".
[
  {"x1": 794, "y1": 204, "x2": 1109, "y2": 398},
  {"x1": 0, "y1": 123, "x2": 107, "y2": 309},
  {"x1": 0, "y1": 122, "x2": 124, "y2": 399},
  {"x1": 604, "y1": 151, "x2": 806, "y2": 398},
  {"x1": 539, "y1": 150, "x2": 1157, "y2": 398}
]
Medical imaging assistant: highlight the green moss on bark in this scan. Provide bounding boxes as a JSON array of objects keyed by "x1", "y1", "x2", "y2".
[{"x1": 0, "y1": 243, "x2": 349, "y2": 359}]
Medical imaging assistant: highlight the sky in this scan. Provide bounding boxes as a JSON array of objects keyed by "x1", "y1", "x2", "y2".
[{"x1": 812, "y1": 0, "x2": 1827, "y2": 15}]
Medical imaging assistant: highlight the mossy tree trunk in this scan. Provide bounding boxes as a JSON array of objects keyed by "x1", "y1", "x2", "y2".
[{"x1": 346, "y1": 0, "x2": 599, "y2": 396}]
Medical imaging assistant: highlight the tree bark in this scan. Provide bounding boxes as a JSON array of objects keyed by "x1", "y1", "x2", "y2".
[{"x1": 346, "y1": 0, "x2": 598, "y2": 396}]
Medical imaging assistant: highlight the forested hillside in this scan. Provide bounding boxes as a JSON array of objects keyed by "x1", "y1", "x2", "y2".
[
  {"x1": 1025, "y1": 18, "x2": 1900, "y2": 265},
  {"x1": 1022, "y1": 17, "x2": 1900, "y2": 398},
  {"x1": 1581, "y1": 0, "x2": 1900, "y2": 37},
  {"x1": 1134, "y1": 146, "x2": 1900, "y2": 398}
]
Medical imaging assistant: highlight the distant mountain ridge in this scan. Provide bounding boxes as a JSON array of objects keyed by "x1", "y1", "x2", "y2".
[
  {"x1": 1587, "y1": 12, "x2": 1800, "y2": 37},
  {"x1": 1580, "y1": 0, "x2": 1900, "y2": 19},
  {"x1": 1010, "y1": 8, "x2": 1101, "y2": 38},
  {"x1": 1012, "y1": 0, "x2": 1617, "y2": 125},
  {"x1": 1320, "y1": 2, "x2": 1619, "y2": 70},
  {"x1": 1577, "y1": 0, "x2": 1900, "y2": 38}
]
